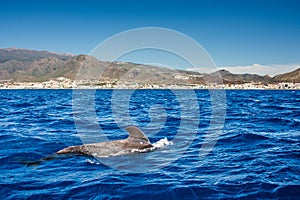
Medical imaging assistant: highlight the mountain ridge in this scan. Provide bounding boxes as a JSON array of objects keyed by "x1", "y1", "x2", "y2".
[{"x1": 0, "y1": 48, "x2": 299, "y2": 83}]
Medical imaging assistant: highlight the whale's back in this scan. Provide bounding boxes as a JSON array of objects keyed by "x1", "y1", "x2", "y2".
[{"x1": 57, "y1": 126, "x2": 153, "y2": 157}]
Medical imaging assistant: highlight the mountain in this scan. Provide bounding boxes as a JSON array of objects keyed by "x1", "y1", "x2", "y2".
[
  {"x1": 0, "y1": 48, "x2": 75, "y2": 81},
  {"x1": 0, "y1": 48, "x2": 298, "y2": 84},
  {"x1": 206, "y1": 69, "x2": 273, "y2": 84},
  {"x1": 0, "y1": 48, "x2": 72, "y2": 63},
  {"x1": 273, "y1": 68, "x2": 300, "y2": 83},
  {"x1": 0, "y1": 48, "x2": 204, "y2": 84}
]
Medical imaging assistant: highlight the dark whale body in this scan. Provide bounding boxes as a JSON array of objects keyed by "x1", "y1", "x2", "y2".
[{"x1": 57, "y1": 126, "x2": 153, "y2": 157}]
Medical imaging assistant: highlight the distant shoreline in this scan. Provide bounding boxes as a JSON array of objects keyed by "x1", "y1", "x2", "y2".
[
  {"x1": 1, "y1": 77, "x2": 299, "y2": 90},
  {"x1": 0, "y1": 88, "x2": 299, "y2": 91},
  {"x1": 1, "y1": 85, "x2": 299, "y2": 90}
]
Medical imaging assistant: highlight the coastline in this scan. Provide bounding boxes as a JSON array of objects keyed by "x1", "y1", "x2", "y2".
[{"x1": 0, "y1": 77, "x2": 299, "y2": 90}]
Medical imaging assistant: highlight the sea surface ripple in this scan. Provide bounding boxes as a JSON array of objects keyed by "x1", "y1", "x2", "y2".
[{"x1": 0, "y1": 89, "x2": 299, "y2": 199}]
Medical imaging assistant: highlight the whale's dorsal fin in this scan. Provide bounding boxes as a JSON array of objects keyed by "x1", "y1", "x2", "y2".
[{"x1": 125, "y1": 126, "x2": 150, "y2": 144}]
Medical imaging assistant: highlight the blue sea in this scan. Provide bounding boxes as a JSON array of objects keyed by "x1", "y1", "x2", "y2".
[{"x1": 0, "y1": 89, "x2": 299, "y2": 199}]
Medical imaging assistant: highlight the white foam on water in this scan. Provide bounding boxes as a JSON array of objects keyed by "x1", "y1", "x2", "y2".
[
  {"x1": 130, "y1": 137, "x2": 173, "y2": 153},
  {"x1": 86, "y1": 159, "x2": 101, "y2": 165},
  {"x1": 152, "y1": 137, "x2": 173, "y2": 148}
]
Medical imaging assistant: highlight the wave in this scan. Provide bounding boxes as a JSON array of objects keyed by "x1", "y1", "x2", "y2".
[
  {"x1": 1, "y1": 89, "x2": 299, "y2": 199},
  {"x1": 219, "y1": 132, "x2": 271, "y2": 144}
]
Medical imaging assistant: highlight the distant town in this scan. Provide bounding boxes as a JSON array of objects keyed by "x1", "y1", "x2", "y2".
[{"x1": 1, "y1": 77, "x2": 299, "y2": 90}]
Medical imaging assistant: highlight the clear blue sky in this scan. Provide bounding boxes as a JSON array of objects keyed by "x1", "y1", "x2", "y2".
[{"x1": 1, "y1": 0, "x2": 300, "y2": 67}]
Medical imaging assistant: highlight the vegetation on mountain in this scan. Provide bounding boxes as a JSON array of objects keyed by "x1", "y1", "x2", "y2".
[{"x1": 0, "y1": 48, "x2": 299, "y2": 83}]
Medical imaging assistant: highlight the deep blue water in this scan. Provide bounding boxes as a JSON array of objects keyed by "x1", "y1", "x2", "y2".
[{"x1": 0, "y1": 89, "x2": 299, "y2": 199}]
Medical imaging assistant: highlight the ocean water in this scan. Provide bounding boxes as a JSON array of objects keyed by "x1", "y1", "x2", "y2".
[{"x1": 0, "y1": 89, "x2": 299, "y2": 199}]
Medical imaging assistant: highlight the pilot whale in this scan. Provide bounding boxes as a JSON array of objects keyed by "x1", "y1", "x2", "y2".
[{"x1": 57, "y1": 126, "x2": 154, "y2": 157}]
